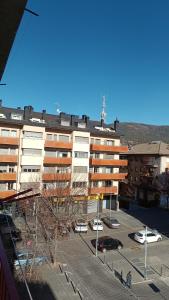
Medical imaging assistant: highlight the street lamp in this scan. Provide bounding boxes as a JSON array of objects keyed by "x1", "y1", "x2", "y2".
[
  {"x1": 95, "y1": 196, "x2": 99, "y2": 257},
  {"x1": 144, "y1": 225, "x2": 148, "y2": 280}
]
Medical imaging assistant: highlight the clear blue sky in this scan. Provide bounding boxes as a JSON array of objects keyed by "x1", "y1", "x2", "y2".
[{"x1": 1, "y1": 0, "x2": 169, "y2": 125}]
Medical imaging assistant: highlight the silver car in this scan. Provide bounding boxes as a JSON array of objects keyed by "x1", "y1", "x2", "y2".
[{"x1": 102, "y1": 217, "x2": 120, "y2": 229}]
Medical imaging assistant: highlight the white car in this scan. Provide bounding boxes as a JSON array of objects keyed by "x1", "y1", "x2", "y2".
[
  {"x1": 134, "y1": 229, "x2": 162, "y2": 244},
  {"x1": 73, "y1": 219, "x2": 88, "y2": 233},
  {"x1": 90, "y1": 219, "x2": 103, "y2": 231}
]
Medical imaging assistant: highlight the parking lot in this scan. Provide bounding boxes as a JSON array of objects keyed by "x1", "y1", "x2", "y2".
[{"x1": 53, "y1": 206, "x2": 169, "y2": 299}]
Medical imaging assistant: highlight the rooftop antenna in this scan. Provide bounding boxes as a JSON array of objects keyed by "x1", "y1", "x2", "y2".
[
  {"x1": 100, "y1": 96, "x2": 106, "y2": 126},
  {"x1": 55, "y1": 102, "x2": 61, "y2": 114}
]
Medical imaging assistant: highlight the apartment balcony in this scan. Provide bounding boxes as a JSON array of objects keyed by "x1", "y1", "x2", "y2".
[
  {"x1": 0, "y1": 136, "x2": 19, "y2": 146},
  {"x1": 0, "y1": 190, "x2": 16, "y2": 198},
  {"x1": 42, "y1": 173, "x2": 71, "y2": 181},
  {"x1": 44, "y1": 157, "x2": 72, "y2": 165},
  {"x1": 89, "y1": 173, "x2": 128, "y2": 181},
  {"x1": 90, "y1": 158, "x2": 128, "y2": 166},
  {"x1": 89, "y1": 186, "x2": 117, "y2": 195},
  {"x1": 90, "y1": 144, "x2": 128, "y2": 153},
  {"x1": 45, "y1": 140, "x2": 73, "y2": 149},
  {"x1": 0, "y1": 173, "x2": 16, "y2": 181},
  {"x1": 0, "y1": 155, "x2": 17, "y2": 163}
]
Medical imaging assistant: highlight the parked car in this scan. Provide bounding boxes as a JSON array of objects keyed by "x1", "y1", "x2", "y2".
[
  {"x1": 102, "y1": 217, "x2": 120, "y2": 229},
  {"x1": 134, "y1": 229, "x2": 162, "y2": 244},
  {"x1": 73, "y1": 219, "x2": 88, "y2": 233},
  {"x1": 15, "y1": 251, "x2": 47, "y2": 269},
  {"x1": 92, "y1": 236, "x2": 123, "y2": 252},
  {"x1": 90, "y1": 219, "x2": 103, "y2": 231}
]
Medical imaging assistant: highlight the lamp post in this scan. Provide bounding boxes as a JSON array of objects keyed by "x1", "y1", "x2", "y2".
[
  {"x1": 109, "y1": 193, "x2": 112, "y2": 218},
  {"x1": 95, "y1": 197, "x2": 99, "y2": 257},
  {"x1": 144, "y1": 225, "x2": 148, "y2": 280}
]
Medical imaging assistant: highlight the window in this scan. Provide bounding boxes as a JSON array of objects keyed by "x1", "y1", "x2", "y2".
[
  {"x1": 72, "y1": 182, "x2": 87, "y2": 188},
  {"x1": 54, "y1": 134, "x2": 57, "y2": 140},
  {"x1": 9, "y1": 167, "x2": 14, "y2": 173},
  {"x1": 61, "y1": 120, "x2": 70, "y2": 126},
  {"x1": 0, "y1": 166, "x2": 7, "y2": 173},
  {"x1": 75, "y1": 136, "x2": 89, "y2": 144},
  {"x1": 77, "y1": 122, "x2": 86, "y2": 128},
  {"x1": 95, "y1": 139, "x2": 101, "y2": 145},
  {"x1": 58, "y1": 152, "x2": 68, "y2": 158},
  {"x1": 58, "y1": 135, "x2": 69, "y2": 142},
  {"x1": 93, "y1": 181, "x2": 99, "y2": 187},
  {"x1": 105, "y1": 140, "x2": 114, "y2": 146},
  {"x1": 45, "y1": 150, "x2": 56, "y2": 157},
  {"x1": 94, "y1": 167, "x2": 100, "y2": 173},
  {"x1": 11, "y1": 114, "x2": 22, "y2": 120},
  {"x1": 22, "y1": 149, "x2": 42, "y2": 156},
  {"x1": 1, "y1": 129, "x2": 10, "y2": 137},
  {"x1": 0, "y1": 183, "x2": 6, "y2": 191},
  {"x1": 0, "y1": 148, "x2": 8, "y2": 154},
  {"x1": 103, "y1": 154, "x2": 114, "y2": 159},
  {"x1": 8, "y1": 183, "x2": 14, "y2": 190},
  {"x1": 74, "y1": 151, "x2": 88, "y2": 158},
  {"x1": 46, "y1": 134, "x2": 53, "y2": 140},
  {"x1": 11, "y1": 130, "x2": 17, "y2": 137},
  {"x1": 95, "y1": 153, "x2": 100, "y2": 159},
  {"x1": 22, "y1": 166, "x2": 40, "y2": 172},
  {"x1": 103, "y1": 180, "x2": 112, "y2": 187},
  {"x1": 73, "y1": 166, "x2": 88, "y2": 173},
  {"x1": 23, "y1": 131, "x2": 43, "y2": 139},
  {"x1": 90, "y1": 138, "x2": 94, "y2": 144}
]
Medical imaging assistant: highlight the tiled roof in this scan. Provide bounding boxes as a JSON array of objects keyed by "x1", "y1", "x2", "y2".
[{"x1": 128, "y1": 142, "x2": 169, "y2": 155}]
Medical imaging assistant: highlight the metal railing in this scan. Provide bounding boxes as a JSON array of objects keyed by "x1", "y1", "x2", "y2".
[{"x1": 0, "y1": 236, "x2": 20, "y2": 300}]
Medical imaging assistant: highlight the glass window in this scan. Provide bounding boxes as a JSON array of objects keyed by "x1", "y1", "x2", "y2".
[
  {"x1": 46, "y1": 134, "x2": 53, "y2": 140},
  {"x1": 11, "y1": 114, "x2": 22, "y2": 120},
  {"x1": 61, "y1": 120, "x2": 70, "y2": 126},
  {"x1": 23, "y1": 131, "x2": 43, "y2": 139},
  {"x1": 75, "y1": 136, "x2": 89, "y2": 144},
  {"x1": 95, "y1": 153, "x2": 100, "y2": 159},
  {"x1": 77, "y1": 122, "x2": 86, "y2": 128},
  {"x1": 11, "y1": 130, "x2": 17, "y2": 137},
  {"x1": 104, "y1": 140, "x2": 114, "y2": 146},
  {"x1": 72, "y1": 182, "x2": 87, "y2": 188},
  {"x1": 1, "y1": 129, "x2": 10, "y2": 137},
  {"x1": 0, "y1": 148, "x2": 8, "y2": 154},
  {"x1": 95, "y1": 139, "x2": 101, "y2": 145},
  {"x1": 74, "y1": 151, "x2": 88, "y2": 158},
  {"x1": 58, "y1": 152, "x2": 68, "y2": 158},
  {"x1": 22, "y1": 149, "x2": 42, "y2": 156},
  {"x1": 45, "y1": 150, "x2": 56, "y2": 157},
  {"x1": 10, "y1": 148, "x2": 16, "y2": 154},
  {"x1": 90, "y1": 138, "x2": 94, "y2": 144},
  {"x1": 74, "y1": 166, "x2": 88, "y2": 173},
  {"x1": 21, "y1": 165, "x2": 40, "y2": 172},
  {"x1": 0, "y1": 183, "x2": 6, "y2": 191},
  {"x1": 54, "y1": 134, "x2": 57, "y2": 140},
  {"x1": 58, "y1": 135, "x2": 69, "y2": 142}
]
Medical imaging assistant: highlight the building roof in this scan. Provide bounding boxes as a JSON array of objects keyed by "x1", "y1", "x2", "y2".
[
  {"x1": 128, "y1": 141, "x2": 169, "y2": 156},
  {"x1": 0, "y1": 102, "x2": 121, "y2": 138},
  {"x1": 0, "y1": 0, "x2": 27, "y2": 80}
]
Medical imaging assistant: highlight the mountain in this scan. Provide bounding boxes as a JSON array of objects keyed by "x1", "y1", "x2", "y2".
[{"x1": 116, "y1": 122, "x2": 169, "y2": 145}]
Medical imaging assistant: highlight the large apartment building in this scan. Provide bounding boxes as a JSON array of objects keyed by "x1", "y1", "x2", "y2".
[{"x1": 0, "y1": 101, "x2": 128, "y2": 212}]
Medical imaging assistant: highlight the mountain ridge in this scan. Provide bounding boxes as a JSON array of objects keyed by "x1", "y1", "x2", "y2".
[{"x1": 116, "y1": 122, "x2": 169, "y2": 145}]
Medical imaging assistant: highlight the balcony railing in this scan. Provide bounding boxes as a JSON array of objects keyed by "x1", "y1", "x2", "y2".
[{"x1": 0, "y1": 236, "x2": 19, "y2": 300}]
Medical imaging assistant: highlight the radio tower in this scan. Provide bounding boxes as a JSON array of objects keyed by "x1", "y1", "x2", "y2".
[{"x1": 101, "y1": 96, "x2": 106, "y2": 126}]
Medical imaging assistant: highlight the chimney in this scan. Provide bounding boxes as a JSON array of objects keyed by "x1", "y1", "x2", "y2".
[
  {"x1": 24, "y1": 105, "x2": 34, "y2": 119},
  {"x1": 114, "y1": 118, "x2": 119, "y2": 131},
  {"x1": 42, "y1": 109, "x2": 46, "y2": 119}
]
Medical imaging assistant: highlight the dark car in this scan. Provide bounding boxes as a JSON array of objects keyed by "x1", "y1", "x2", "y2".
[
  {"x1": 93, "y1": 236, "x2": 123, "y2": 252},
  {"x1": 102, "y1": 217, "x2": 120, "y2": 229}
]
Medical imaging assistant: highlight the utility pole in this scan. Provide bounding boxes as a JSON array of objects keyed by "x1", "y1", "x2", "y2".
[{"x1": 109, "y1": 194, "x2": 112, "y2": 218}]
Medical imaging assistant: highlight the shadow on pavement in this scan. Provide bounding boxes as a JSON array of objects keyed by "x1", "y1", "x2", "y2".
[
  {"x1": 121, "y1": 206, "x2": 169, "y2": 239},
  {"x1": 16, "y1": 280, "x2": 57, "y2": 300}
]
